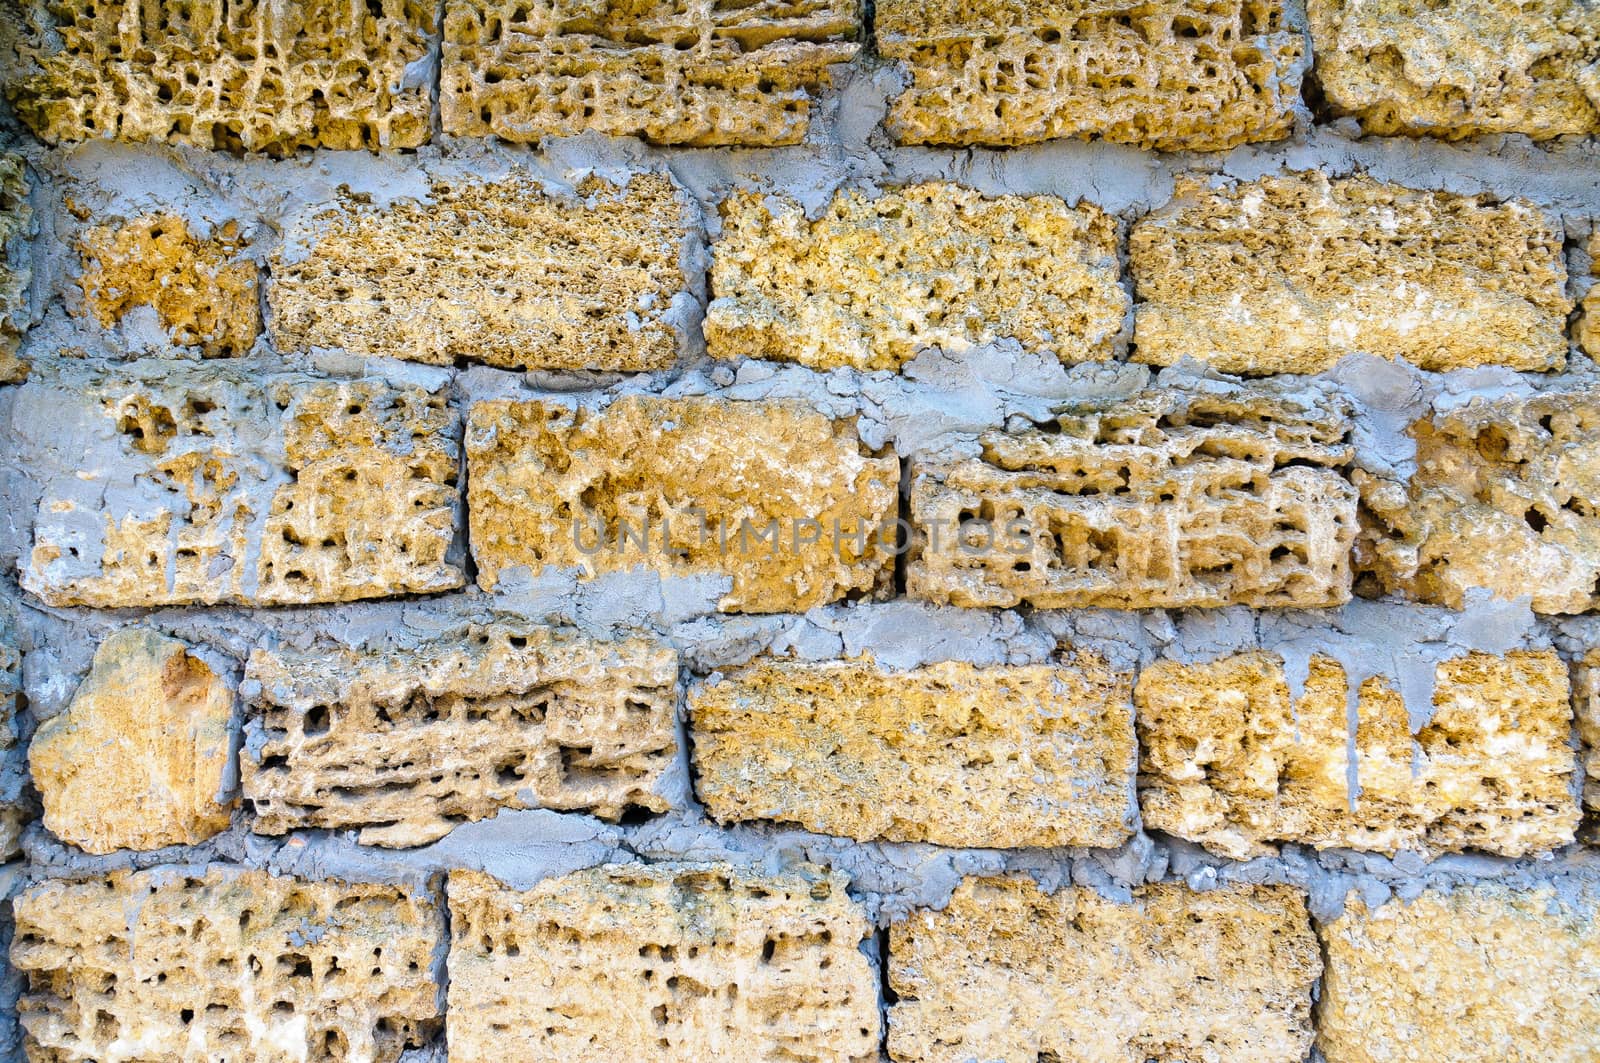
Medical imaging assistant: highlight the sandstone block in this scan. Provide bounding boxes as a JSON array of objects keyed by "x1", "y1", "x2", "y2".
[
  {"x1": 1309, "y1": 0, "x2": 1600, "y2": 140},
  {"x1": 12, "y1": 865, "x2": 443, "y2": 1062},
  {"x1": 447, "y1": 863, "x2": 881, "y2": 1062},
  {"x1": 1573, "y1": 649, "x2": 1600, "y2": 818},
  {"x1": 690, "y1": 654, "x2": 1135, "y2": 847},
  {"x1": 1131, "y1": 173, "x2": 1570, "y2": 375},
  {"x1": 0, "y1": 154, "x2": 31, "y2": 383},
  {"x1": 439, "y1": 0, "x2": 860, "y2": 146},
  {"x1": 23, "y1": 360, "x2": 463, "y2": 608},
  {"x1": 0, "y1": 595, "x2": 29, "y2": 860},
  {"x1": 244, "y1": 624, "x2": 680, "y2": 848},
  {"x1": 907, "y1": 381, "x2": 1357, "y2": 609},
  {"x1": 1580, "y1": 233, "x2": 1599, "y2": 360},
  {"x1": 876, "y1": 0, "x2": 1304, "y2": 151},
  {"x1": 270, "y1": 172, "x2": 692, "y2": 372},
  {"x1": 706, "y1": 183, "x2": 1127, "y2": 371},
  {"x1": 888, "y1": 876, "x2": 1320, "y2": 1062},
  {"x1": 466, "y1": 396, "x2": 897, "y2": 613}
]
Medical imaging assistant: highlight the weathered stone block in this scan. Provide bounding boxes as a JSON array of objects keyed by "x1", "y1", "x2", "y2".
[
  {"x1": 466, "y1": 396, "x2": 897, "y2": 613},
  {"x1": 690, "y1": 654, "x2": 1134, "y2": 847},
  {"x1": 244, "y1": 624, "x2": 680, "y2": 848},
  {"x1": 876, "y1": 0, "x2": 1304, "y2": 151},
  {"x1": 447, "y1": 863, "x2": 881, "y2": 1062},
  {"x1": 908, "y1": 380, "x2": 1357, "y2": 609},
  {"x1": 1131, "y1": 173, "x2": 1570, "y2": 375},
  {"x1": 1572, "y1": 649, "x2": 1600, "y2": 819},
  {"x1": 1138, "y1": 649, "x2": 1578, "y2": 859},
  {"x1": 1309, "y1": 0, "x2": 1600, "y2": 140},
  {"x1": 0, "y1": 595, "x2": 29, "y2": 860},
  {"x1": 439, "y1": 0, "x2": 860, "y2": 146},
  {"x1": 1580, "y1": 233, "x2": 1600, "y2": 360},
  {"x1": 706, "y1": 183, "x2": 1126, "y2": 371},
  {"x1": 888, "y1": 876, "x2": 1320, "y2": 1062},
  {"x1": 12, "y1": 866, "x2": 443, "y2": 1061},
  {"x1": 23, "y1": 360, "x2": 463, "y2": 608},
  {"x1": 0, "y1": 154, "x2": 31, "y2": 383},
  {"x1": 4, "y1": 0, "x2": 436, "y2": 153},
  {"x1": 270, "y1": 173, "x2": 692, "y2": 371}
]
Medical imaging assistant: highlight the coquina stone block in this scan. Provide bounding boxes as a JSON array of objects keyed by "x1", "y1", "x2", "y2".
[
  {"x1": 1580, "y1": 233, "x2": 1600, "y2": 360},
  {"x1": 22, "y1": 359, "x2": 463, "y2": 608},
  {"x1": 243, "y1": 624, "x2": 680, "y2": 848},
  {"x1": 876, "y1": 0, "x2": 1305, "y2": 151},
  {"x1": 466, "y1": 396, "x2": 897, "y2": 613},
  {"x1": 270, "y1": 172, "x2": 693, "y2": 372},
  {"x1": 1138, "y1": 649, "x2": 1578, "y2": 860},
  {"x1": 690, "y1": 654, "x2": 1135, "y2": 847},
  {"x1": 908, "y1": 380, "x2": 1357, "y2": 609},
  {"x1": 12, "y1": 866, "x2": 444, "y2": 1062},
  {"x1": 706, "y1": 183, "x2": 1127, "y2": 371},
  {"x1": 888, "y1": 876, "x2": 1320, "y2": 1062},
  {"x1": 1572, "y1": 649, "x2": 1600, "y2": 820},
  {"x1": 1131, "y1": 173, "x2": 1570, "y2": 375},
  {"x1": 446, "y1": 863, "x2": 881, "y2": 1062},
  {"x1": 0, "y1": 595, "x2": 29, "y2": 861},
  {"x1": 1318, "y1": 882, "x2": 1600, "y2": 1062},
  {"x1": 1308, "y1": 0, "x2": 1600, "y2": 140},
  {"x1": 0, "y1": 154, "x2": 31, "y2": 383},
  {"x1": 3, "y1": 0, "x2": 436, "y2": 153},
  {"x1": 439, "y1": 0, "x2": 860, "y2": 146}
]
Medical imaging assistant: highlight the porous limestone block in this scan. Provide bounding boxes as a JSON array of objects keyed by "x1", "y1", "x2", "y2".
[
  {"x1": 0, "y1": 596, "x2": 29, "y2": 859},
  {"x1": 1131, "y1": 173, "x2": 1570, "y2": 375},
  {"x1": 439, "y1": 0, "x2": 860, "y2": 146},
  {"x1": 907, "y1": 380, "x2": 1357, "y2": 609},
  {"x1": 690, "y1": 654, "x2": 1135, "y2": 847},
  {"x1": 1137, "y1": 649, "x2": 1578, "y2": 860},
  {"x1": 876, "y1": 0, "x2": 1304, "y2": 151},
  {"x1": 12, "y1": 865, "x2": 444, "y2": 1062},
  {"x1": 244, "y1": 625, "x2": 680, "y2": 848},
  {"x1": 706, "y1": 183, "x2": 1127, "y2": 371},
  {"x1": 23, "y1": 359, "x2": 463, "y2": 608},
  {"x1": 466, "y1": 396, "x2": 897, "y2": 613},
  {"x1": 1579, "y1": 233, "x2": 1599, "y2": 360},
  {"x1": 1572, "y1": 649, "x2": 1600, "y2": 818},
  {"x1": 4, "y1": 0, "x2": 436, "y2": 152},
  {"x1": 446, "y1": 863, "x2": 881, "y2": 1062},
  {"x1": 31, "y1": 628, "x2": 236, "y2": 854},
  {"x1": 888, "y1": 876, "x2": 1320, "y2": 1062},
  {"x1": 0, "y1": 154, "x2": 31, "y2": 383},
  {"x1": 1318, "y1": 883, "x2": 1600, "y2": 1062},
  {"x1": 1308, "y1": 0, "x2": 1600, "y2": 140},
  {"x1": 79, "y1": 212, "x2": 259, "y2": 357},
  {"x1": 1357, "y1": 388, "x2": 1600, "y2": 614},
  {"x1": 270, "y1": 172, "x2": 693, "y2": 371}
]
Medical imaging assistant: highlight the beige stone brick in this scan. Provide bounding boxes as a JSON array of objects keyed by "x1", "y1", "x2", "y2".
[
  {"x1": 876, "y1": 0, "x2": 1304, "y2": 151},
  {"x1": 888, "y1": 876, "x2": 1320, "y2": 1062},
  {"x1": 0, "y1": 153, "x2": 31, "y2": 383},
  {"x1": 466, "y1": 396, "x2": 897, "y2": 613},
  {"x1": 269, "y1": 172, "x2": 692, "y2": 371},
  {"x1": 446, "y1": 863, "x2": 881, "y2": 1062},
  {"x1": 439, "y1": 0, "x2": 860, "y2": 146},
  {"x1": 690, "y1": 654, "x2": 1134, "y2": 847},
  {"x1": 1131, "y1": 173, "x2": 1570, "y2": 375}
]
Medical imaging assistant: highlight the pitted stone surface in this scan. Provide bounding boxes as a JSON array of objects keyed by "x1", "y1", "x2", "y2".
[
  {"x1": 0, "y1": 594, "x2": 28, "y2": 860},
  {"x1": 446, "y1": 863, "x2": 881, "y2": 1062},
  {"x1": 1580, "y1": 233, "x2": 1600, "y2": 360},
  {"x1": 439, "y1": 0, "x2": 860, "y2": 146},
  {"x1": 1131, "y1": 173, "x2": 1570, "y2": 375},
  {"x1": 888, "y1": 876, "x2": 1320, "y2": 1063},
  {"x1": 1573, "y1": 649, "x2": 1600, "y2": 819},
  {"x1": 270, "y1": 172, "x2": 692, "y2": 372},
  {"x1": 0, "y1": 153, "x2": 31, "y2": 382}
]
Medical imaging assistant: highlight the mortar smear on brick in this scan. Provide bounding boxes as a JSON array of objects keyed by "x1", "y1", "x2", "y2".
[
  {"x1": 0, "y1": 153, "x2": 31, "y2": 383},
  {"x1": 0, "y1": 594, "x2": 29, "y2": 861}
]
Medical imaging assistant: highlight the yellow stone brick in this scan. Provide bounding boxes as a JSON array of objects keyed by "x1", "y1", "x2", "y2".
[
  {"x1": 1580, "y1": 233, "x2": 1599, "y2": 360},
  {"x1": 0, "y1": 152, "x2": 31, "y2": 383},
  {"x1": 1572, "y1": 649, "x2": 1600, "y2": 819}
]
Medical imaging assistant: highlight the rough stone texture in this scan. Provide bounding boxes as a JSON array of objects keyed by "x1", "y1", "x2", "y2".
[
  {"x1": 888, "y1": 876, "x2": 1320, "y2": 1062},
  {"x1": 1308, "y1": 0, "x2": 1600, "y2": 141},
  {"x1": 447, "y1": 863, "x2": 881, "y2": 1062},
  {"x1": 690, "y1": 654, "x2": 1135, "y2": 847},
  {"x1": 3, "y1": 0, "x2": 436, "y2": 153},
  {"x1": 1573, "y1": 649, "x2": 1600, "y2": 820},
  {"x1": 12, "y1": 865, "x2": 444, "y2": 1062},
  {"x1": 0, "y1": 595, "x2": 28, "y2": 861},
  {"x1": 1137, "y1": 649, "x2": 1578, "y2": 860},
  {"x1": 24, "y1": 359, "x2": 463, "y2": 608},
  {"x1": 30, "y1": 628, "x2": 236, "y2": 855},
  {"x1": 1357, "y1": 388, "x2": 1600, "y2": 614},
  {"x1": 1318, "y1": 883, "x2": 1600, "y2": 1063},
  {"x1": 1131, "y1": 173, "x2": 1570, "y2": 375},
  {"x1": 439, "y1": 0, "x2": 860, "y2": 146},
  {"x1": 270, "y1": 172, "x2": 692, "y2": 372},
  {"x1": 467, "y1": 396, "x2": 897, "y2": 613},
  {"x1": 243, "y1": 624, "x2": 680, "y2": 848},
  {"x1": 0, "y1": 153, "x2": 31, "y2": 383},
  {"x1": 79, "y1": 212, "x2": 260, "y2": 358},
  {"x1": 1580, "y1": 233, "x2": 1599, "y2": 360},
  {"x1": 706, "y1": 183, "x2": 1127, "y2": 371},
  {"x1": 908, "y1": 380, "x2": 1357, "y2": 609},
  {"x1": 876, "y1": 0, "x2": 1304, "y2": 152}
]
